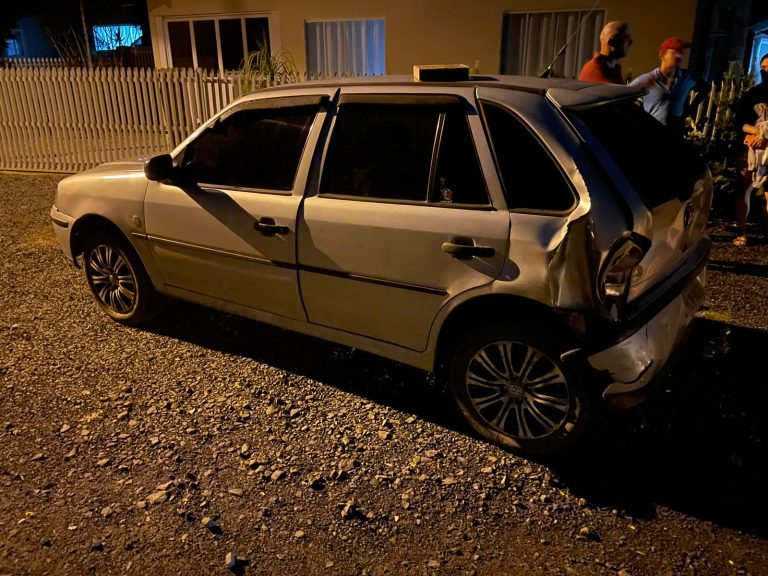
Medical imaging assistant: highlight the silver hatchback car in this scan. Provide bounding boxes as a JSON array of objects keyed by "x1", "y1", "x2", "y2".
[{"x1": 50, "y1": 75, "x2": 711, "y2": 454}]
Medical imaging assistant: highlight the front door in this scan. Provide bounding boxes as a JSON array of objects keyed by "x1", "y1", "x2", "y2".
[
  {"x1": 298, "y1": 90, "x2": 510, "y2": 351},
  {"x1": 144, "y1": 93, "x2": 331, "y2": 321}
]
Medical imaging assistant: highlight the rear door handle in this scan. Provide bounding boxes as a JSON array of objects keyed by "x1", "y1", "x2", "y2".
[
  {"x1": 442, "y1": 239, "x2": 495, "y2": 259},
  {"x1": 254, "y1": 217, "x2": 289, "y2": 236}
]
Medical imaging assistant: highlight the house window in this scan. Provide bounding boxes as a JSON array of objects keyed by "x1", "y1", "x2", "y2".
[
  {"x1": 4, "y1": 38, "x2": 21, "y2": 57},
  {"x1": 305, "y1": 18, "x2": 385, "y2": 77},
  {"x1": 165, "y1": 15, "x2": 271, "y2": 71},
  {"x1": 93, "y1": 25, "x2": 143, "y2": 52},
  {"x1": 4, "y1": 29, "x2": 23, "y2": 58},
  {"x1": 500, "y1": 9, "x2": 606, "y2": 79}
]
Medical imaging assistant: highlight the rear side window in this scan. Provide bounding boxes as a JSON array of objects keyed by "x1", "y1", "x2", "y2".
[
  {"x1": 571, "y1": 100, "x2": 705, "y2": 207},
  {"x1": 431, "y1": 112, "x2": 489, "y2": 205},
  {"x1": 320, "y1": 105, "x2": 439, "y2": 202},
  {"x1": 320, "y1": 102, "x2": 489, "y2": 206},
  {"x1": 481, "y1": 102, "x2": 575, "y2": 212},
  {"x1": 181, "y1": 106, "x2": 315, "y2": 191}
]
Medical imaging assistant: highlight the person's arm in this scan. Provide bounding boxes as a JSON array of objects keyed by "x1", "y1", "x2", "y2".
[
  {"x1": 734, "y1": 90, "x2": 756, "y2": 135},
  {"x1": 629, "y1": 70, "x2": 657, "y2": 89}
]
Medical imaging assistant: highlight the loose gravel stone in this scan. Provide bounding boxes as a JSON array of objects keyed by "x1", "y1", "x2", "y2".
[
  {"x1": 1, "y1": 175, "x2": 767, "y2": 575},
  {"x1": 147, "y1": 491, "x2": 168, "y2": 505}
]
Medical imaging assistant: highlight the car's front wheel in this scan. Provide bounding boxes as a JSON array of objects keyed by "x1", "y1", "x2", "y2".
[
  {"x1": 82, "y1": 231, "x2": 159, "y2": 325},
  {"x1": 449, "y1": 325, "x2": 594, "y2": 455}
]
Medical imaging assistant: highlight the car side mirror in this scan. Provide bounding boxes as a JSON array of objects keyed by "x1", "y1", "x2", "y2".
[{"x1": 144, "y1": 154, "x2": 174, "y2": 182}]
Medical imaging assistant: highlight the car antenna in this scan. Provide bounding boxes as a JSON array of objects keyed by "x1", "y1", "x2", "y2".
[{"x1": 539, "y1": 0, "x2": 601, "y2": 78}]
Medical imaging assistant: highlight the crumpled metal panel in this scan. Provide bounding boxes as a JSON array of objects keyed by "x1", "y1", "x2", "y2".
[{"x1": 588, "y1": 270, "x2": 706, "y2": 395}]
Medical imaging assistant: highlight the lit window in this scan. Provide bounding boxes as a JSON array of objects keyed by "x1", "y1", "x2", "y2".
[
  {"x1": 749, "y1": 34, "x2": 768, "y2": 80},
  {"x1": 5, "y1": 38, "x2": 22, "y2": 57},
  {"x1": 92, "y1": 25, "x2": 143, "y2": 52},
  {"x1": 305, "y1": 19, "x2": 385, "y2": 77}
]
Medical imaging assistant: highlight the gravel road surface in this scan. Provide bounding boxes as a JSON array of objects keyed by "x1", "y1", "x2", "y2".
[{"x1": 1, "y1": 173, "x2": 767, "y2": 576}]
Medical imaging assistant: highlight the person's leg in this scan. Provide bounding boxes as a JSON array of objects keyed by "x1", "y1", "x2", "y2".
[
  {"x1": 734, "y1": 182, "x2": 751, "y2": 245},
  {"x1": 734, "y1": 155, "x2": 752, "y2": 245}
]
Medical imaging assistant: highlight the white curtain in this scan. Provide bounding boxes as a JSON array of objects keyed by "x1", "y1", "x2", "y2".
[
  {"x1": 501, "y1": 10, "x2": 605, "y2": 79},
  {"x1": 305, "y1": 19, "x2": 386, "y2": 78}
]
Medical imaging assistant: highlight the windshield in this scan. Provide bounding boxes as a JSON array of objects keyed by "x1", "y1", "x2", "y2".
[{"x1": 569, "y1": 99, "x2": 706, "y2": 208}]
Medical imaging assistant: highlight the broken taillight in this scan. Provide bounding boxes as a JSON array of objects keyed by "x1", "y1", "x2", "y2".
[{"x1": 598, "y1": 235, "x2": 650, "y2": 309}]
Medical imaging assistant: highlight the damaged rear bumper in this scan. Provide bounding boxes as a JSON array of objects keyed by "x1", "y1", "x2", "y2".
[{"x1": 587, "y1": 266, "x2": 707, "y2": 409}]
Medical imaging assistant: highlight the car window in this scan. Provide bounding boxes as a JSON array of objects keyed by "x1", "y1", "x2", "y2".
[
  {"x1": 181, "y1": 106, "x2": 315, "y2": 191},
  {"x1": 481, "y1": 102, "x2": 575, "y2": 212},
  {"x1": 431, "y1": 111, "x2": 489, "y2": 205},
  {"x1": 320, "y1": 104, "x2": 439, "y2": 202},
  {"x1": 569, "y1": 99, "x2": 706, "y2": 208}
]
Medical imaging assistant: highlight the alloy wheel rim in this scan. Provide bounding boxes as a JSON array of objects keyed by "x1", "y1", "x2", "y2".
[
  {"x1": 88, "y1": 245, "x2": 136, "y2": 314},
  {"x1": 465, "y1": 341, "x2": 571, "y2": 440}
]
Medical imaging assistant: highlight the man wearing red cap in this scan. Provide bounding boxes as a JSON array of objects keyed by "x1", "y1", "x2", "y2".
[{"x1": 630, "y1": 37, "x2": 700, "y2": 131}]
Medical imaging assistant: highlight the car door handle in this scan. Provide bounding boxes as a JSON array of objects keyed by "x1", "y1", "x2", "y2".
[
  {"x1": 254, "y1": 217, "x2": 289, "y2": 236},
  {"x1": 442, "y1": 239, "x2": 495, "y2": 259}
]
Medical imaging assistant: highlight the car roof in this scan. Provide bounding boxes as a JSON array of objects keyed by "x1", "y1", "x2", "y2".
[{"x1": 257, "y1": 74, "x2": 645, "y2": 109}]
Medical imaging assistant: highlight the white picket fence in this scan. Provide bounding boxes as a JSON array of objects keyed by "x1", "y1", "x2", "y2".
[{"x1": 0, "y1": 66, "x2": 298, "y2": 173}]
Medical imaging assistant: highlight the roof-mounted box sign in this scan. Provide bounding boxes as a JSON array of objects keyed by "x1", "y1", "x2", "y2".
[{"x1": 413, "y1": 64, "x2": 470, "y2": 82}]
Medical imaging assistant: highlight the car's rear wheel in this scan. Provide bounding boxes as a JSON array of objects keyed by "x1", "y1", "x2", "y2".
[
  {"x1": 448, "y1": 325, "x2": 594, "y2": 455},
  {"x1": 82, "y1": 231, "x2": 159, "y2": 325}
]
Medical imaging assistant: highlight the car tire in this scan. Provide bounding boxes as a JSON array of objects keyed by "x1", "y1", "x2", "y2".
[
  {"x1": 82, "y1": 231, "x2": 159, "y2": 325},
  {"x1": 448, "y1": 324, "x2": 595, "y2": 455}
]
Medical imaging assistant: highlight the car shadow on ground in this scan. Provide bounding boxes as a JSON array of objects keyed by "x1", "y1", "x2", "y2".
[
  {"x1": 552, "y1": 318, "x2": 768, "y2": 538},
  {"x1": 144, "y1": 304, "x2": 768, "y2": 538}
]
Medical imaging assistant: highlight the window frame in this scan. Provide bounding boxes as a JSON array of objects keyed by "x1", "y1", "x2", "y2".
[
  {"x1": 161, "y1": 12, "x2": 279, "y2": 71},
  {"x1": 177, "y1": 96, "x2": 323, "y2": 195},
  {"x1": 317, "y1": 95, "x2": 494, "y2": 210},
  {"x1": 479, "y1": 100, "x2": 578, "y2": 216}
]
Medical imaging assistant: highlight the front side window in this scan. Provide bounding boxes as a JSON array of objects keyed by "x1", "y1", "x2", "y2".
[
  {"x1": 482, "y1": 102, "x2": 575, "y2": 212},
  {"x1": 166, "y1": 15, "x2": 270, "y2": 71},
  {"x1": 181, "y1": 106, "x2": 315, "y2": 191}
]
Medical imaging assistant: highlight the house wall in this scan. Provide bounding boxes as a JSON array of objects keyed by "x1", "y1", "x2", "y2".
[{"x1": 146, "y1": 0, "x2": 698, "y2": 77}]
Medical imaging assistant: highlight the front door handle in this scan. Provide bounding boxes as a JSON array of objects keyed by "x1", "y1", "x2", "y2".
[
  {"x1": 254, "y1": 217, "x2": 289, "y2": 236},
  {"x1": 442, "y1": 239, "x2": 495, "y2": 259}
]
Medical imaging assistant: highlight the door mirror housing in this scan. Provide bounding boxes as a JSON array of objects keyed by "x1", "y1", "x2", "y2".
[{"x1": 144, "y1": 154, "x2": 174, "y2": 182}]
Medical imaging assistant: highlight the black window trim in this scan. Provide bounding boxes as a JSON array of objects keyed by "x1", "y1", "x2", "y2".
[
  {"x1": 479, "y1": 99, "x2": 578, "y2": 216},
  {"x1": 317, "y1": 94, "x2": 494, "y2": 209}
]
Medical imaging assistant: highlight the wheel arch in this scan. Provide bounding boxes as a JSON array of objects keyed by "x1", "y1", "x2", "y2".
[
  {"x1": 432, "y1": 293, "x2": 577, "y2": 375},
  {"x1": 70, "y1": 214, "x2": 131, "y2": 265}
]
